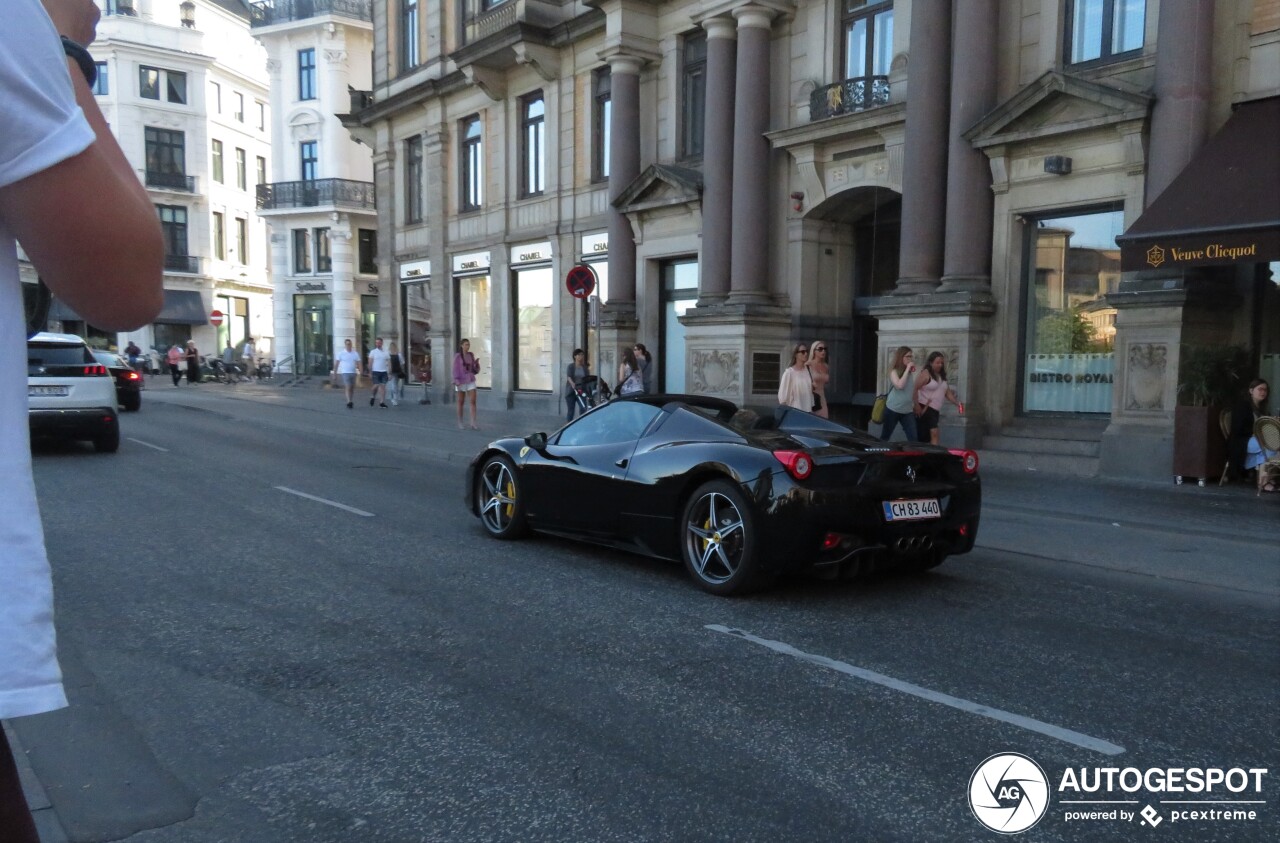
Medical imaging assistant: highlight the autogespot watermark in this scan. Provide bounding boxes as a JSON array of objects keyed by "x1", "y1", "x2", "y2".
[{"x1": 968, "y1": 755, "x2": 1269, "y2": 834}]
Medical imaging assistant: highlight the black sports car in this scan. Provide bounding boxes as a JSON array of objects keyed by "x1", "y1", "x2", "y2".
[
  {"x1": 92, "y1": 350, "x2": 142, "y2": 412},
  {"x1": 466, "y1": 395, "x2": 981, "y2": 595}
]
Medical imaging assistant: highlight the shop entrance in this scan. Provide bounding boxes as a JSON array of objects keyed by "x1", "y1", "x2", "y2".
[
  {"x1": 660, "y1": 258, "x2": 698, "y2": 393},
  {"x1": 293, "y1": 294, "x2": 332, "y2": 376}
]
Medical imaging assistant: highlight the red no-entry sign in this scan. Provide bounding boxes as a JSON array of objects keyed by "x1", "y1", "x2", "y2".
[
  {"x1": 209, "y1": 309, "x2": 224, "y2": 327},
  {"x1": 565, "y1": 264, "x2": 597, "y2": 300}
]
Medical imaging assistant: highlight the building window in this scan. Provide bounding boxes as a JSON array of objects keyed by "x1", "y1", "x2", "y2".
[
  {"x1": 212, "y1": 211, "x2": 225, "y2": 260},
  {"x1": 144, "y1": 126, "x2": 185, "y2": 181},
  {"x1": 256, "y1": 101, "x2": 266, "y2": 131},
  {"x1": 298, "y1": 48, "x2": 317, "y2": 100},
  {"x1": 210, "y1": 80, "x2": 220, "y2": 112},
  {"x1": 404, "y1": 135, "x2": 423, "y2": 224},
  {"x1": 139, "y1": 66, "x2": 160, "y2": 99},
  {"x1": 235, "y1": 148, "x2": 247, "y2": 190},
  {"x1": 235, "y1": 217, "x2": 248, "y2": 264},
  {"x1": 401, "y1": 0, "x2": 419, "y2": 71},
  {"x1": 460, "y1": 115, "x2": 483, "y2": 211},
  {"x1": 293, "y1": 229, "x2": 312, "y2": 274},
  {"x1": 842, "y1": 0, "x2": 893, "y2": 81},
  {"x1": 515, "y1": 266, "x2": 553, "y2": 391},
  {"x1": 519, "y1": 91, "x2": 545, "y2": 198},
  {"x1": 456, "y1": 274, "x2": 491, "y2": 388},
  {"x1": 681, "y1": 32, "x2": 706, "y2": 159},
  {"x1": 300, "y1": 141, "x2": 318, "y2": 181},
  {"x1": 256, "y1": 155, "x2": 266, "y2": 187},
  {"x1": 592, "y1": 68, "x2": 611, "y2": 182},
  {"x1": 1067, "y1": 0, "x2": 1145, "y2": 65},
  {"x1": 211, "y1": 139, "x2": 224, "y2": 183},
  {"x1": 157, "y1": 204, "x2": 189, "y2": 258},
  {"x1": 1021, "y1": 207, "x2": 1122, "y2": 414},
  {"x1": 315, "y1": 227, "x2": 332, "y2": 272},
  {"x1": 92, "y1": 62, "x2": 109, "y2": 96},
  {"x1": 234, "y1": 92, "x2": 245, "y2": 122},
  {"x1": 358, "y1": 229, "x2": 377, "y2": 274}
]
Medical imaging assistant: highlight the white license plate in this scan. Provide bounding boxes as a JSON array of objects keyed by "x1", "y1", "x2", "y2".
[
  {"x1": 883, "y1": 498, "x2": 941, "y2": 521},
  {"x1": 29, "y1": 386, "x2": 69, "y2": 397}
]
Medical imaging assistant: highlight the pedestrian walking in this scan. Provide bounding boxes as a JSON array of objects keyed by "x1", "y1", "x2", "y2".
[
  {"x1": 880, "y1": 346, "x2": 919, "y2": 441},
  {"x1": 387, "y1": 342, "x2": 405, "y2": 405},
  {"x1": 221, "y1": 341, "x2": 235, "y2": 379},
  {"x1": 367, "y1": 337, "x2": 390, "y2": 408},
  {"x1": 0, "y1": 4, "x2": 164, "y2": 839},
  {"x1": 453, "y1": 338, "x2": 480, "y2": 429},
  {"x1": 125, "y1": 339, "x2": 142, "y2": 372},
  {"x1": 913, "y1": 351, "x2": 963, "y2": 445},
  {"x1": 778, "y1": 342, "x2": 815, "y2": 412},
  {"x1": 565, "y1": 348, "x2": 591, "y2": 420},
  {"x1": 241, "y1": 337, "x2": 256, "y2": 381},
  {"x1": 634, "y1": 342, "x2": 654, "y2": 394},
  {"x1": 332, "y1": 338, "x2": 361, "y2": 409},
  {"x1": 185, "y1": 340, "x2": 201, "y2": 384},
  {"x1": 808, "y1": 339, "x2": 830, "y2": 419},
  {"x1": 618, "y1": 347, "x2": 645, "y2": 396},
  {"x1": 167, "y1": 343, "x2": 183, "y2": 386}
]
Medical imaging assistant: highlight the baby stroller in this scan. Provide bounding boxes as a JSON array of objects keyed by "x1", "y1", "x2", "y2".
[{"x1": 572, "y1": 375, "x2": 612, "y2": 411}]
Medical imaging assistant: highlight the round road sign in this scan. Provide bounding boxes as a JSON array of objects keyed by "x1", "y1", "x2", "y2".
[
  {"x1": 209, "y1": 309, "x2": 224, "y2": 327},
  {"x1": 566, "y1": 264, "x2": 597, "y2": 300}
]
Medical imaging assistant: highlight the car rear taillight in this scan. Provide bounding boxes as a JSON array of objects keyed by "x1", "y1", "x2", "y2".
[
  {"x1": 948, "y1": 449, "x2": 979, "y2": 474},
  {"x1": 126, "y1": 371, "x2": 141, "y2": 381},
  {"x1": 83, "y1": 364, "x2": 108, "y2": 376},
  {"x1": 773, "y1": 449, "x2": 813, "y2": 481}
]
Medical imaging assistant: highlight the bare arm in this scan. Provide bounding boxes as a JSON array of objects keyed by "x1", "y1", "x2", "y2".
[{"x1": 0, "y1": 5, "x2": 163, "y2": 330}]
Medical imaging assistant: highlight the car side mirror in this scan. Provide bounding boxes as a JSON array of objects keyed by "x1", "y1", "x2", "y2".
[{"x1": 526, "y1": 432, "x2": 547, "y2": 451}]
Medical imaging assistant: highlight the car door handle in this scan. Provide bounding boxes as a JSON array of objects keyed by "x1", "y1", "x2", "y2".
[{"x1": 615, "y1": 458, "x2": 629, "y2": 468}]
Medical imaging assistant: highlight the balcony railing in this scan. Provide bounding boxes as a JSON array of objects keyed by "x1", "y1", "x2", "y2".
[
  {"x1": 257, "y1": 178, "x2": 376, "y2": 211},
  {"x1": 349, "y1": 88, "x2": 374, "y2": 113},
  {"x1": 165, "y1": 254, "x2": 201, "y2": 274},
  {"x1": 463, "y1": 1, "x2": 518, "y2": 45},
  {"x1": 809, "y1": 76, "x2": 891, "y2": 121},
  {"x1": 146, "y1": 170, "x2": 196, "y2": 192},
  {"x1": 249, "y1": 0, "x2": 372, "y2": 27}
]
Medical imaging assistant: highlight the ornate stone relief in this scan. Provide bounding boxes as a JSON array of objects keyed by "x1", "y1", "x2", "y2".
[
  {"x1": 1125, "y1": 342, "x2": 1167, "y2": 410},
  {"x1": 690, "y1": 350, "x2": 740, "y2": 394}
]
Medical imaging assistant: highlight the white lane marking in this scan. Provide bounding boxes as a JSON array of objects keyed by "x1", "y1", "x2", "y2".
[
  {"x1": 126, "y1": 438, "x2": 169, "y2": 452},
  {"x1": 274, "y1": 486, "x2": 375, "y2": 517},
  {"x1": 705, "y1": 624, "x2": 1126, "y2": 756}
]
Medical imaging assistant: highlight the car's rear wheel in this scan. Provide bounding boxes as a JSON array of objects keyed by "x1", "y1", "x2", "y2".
[
  {"x1": 123, "y1": 394, "x2": 141, "y2": 412},
  {"x1": 477, "y1": 455, "x2": 527, "y2": 539},
  {"x1": 680, "y1": 479, "x2": 769, "y2": 595},
  {"x1": 93, "y1": 423, "x2": 119, "y2": 454}
]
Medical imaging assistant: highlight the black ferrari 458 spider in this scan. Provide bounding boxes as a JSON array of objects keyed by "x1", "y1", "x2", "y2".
[{"x1": 466, "y1": 395, "x2": 981, "y2": 595}]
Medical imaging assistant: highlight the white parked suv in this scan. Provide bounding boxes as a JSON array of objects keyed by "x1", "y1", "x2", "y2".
[{"x1": 28, "y1": 332, "x2": 119, "y2": 453}]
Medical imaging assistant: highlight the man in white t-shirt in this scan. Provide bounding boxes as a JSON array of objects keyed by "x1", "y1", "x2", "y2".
[
  {"x1": 241, "y1": 337, "x2": 256, "y2": 380},
  {"x1": 1, "y1": 2, "x2": 163, "y2": 836},
  {"x1": 332, "y1": 338, "x2": 362, "y2": 409},
  {"x1": 367, "y1": 336, "x2": 391, "y2": 408}
]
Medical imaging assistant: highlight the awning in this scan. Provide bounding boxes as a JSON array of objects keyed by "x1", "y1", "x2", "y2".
[
  {"x1": 154, "y1": 289, "x2": 208, "y2": 325},
  {"x1": 1116, "y1": 96, "x2": 1280, "y2": 272}
]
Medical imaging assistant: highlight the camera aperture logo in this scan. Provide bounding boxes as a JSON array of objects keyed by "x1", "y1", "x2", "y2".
[{"x1": 969, "y1": 753, "x2": 1050, "y2": 834}]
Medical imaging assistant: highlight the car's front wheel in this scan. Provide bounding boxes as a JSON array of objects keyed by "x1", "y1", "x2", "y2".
[
  {"x1": 680, "y1": 479, "x2": 769, "y2": 595},
  {"x1": 477, "y1": 455, "x2": 527, "y2": 539}
]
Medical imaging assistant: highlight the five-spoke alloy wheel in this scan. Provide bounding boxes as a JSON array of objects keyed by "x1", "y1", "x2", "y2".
[
  {"x1": 680, "y1": 479, "x2": 765, "y2": 595},
  {"x1": 477, "y1": 455, "x2": 527, "y2": 539}
]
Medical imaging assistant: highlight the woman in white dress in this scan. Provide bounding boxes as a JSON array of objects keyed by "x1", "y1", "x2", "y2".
[{"x1": 777, "y1": 342, "x2": 814, "y2": 412}]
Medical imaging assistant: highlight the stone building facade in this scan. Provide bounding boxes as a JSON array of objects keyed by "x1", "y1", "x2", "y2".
[{"x1": 351, "y1": 0, "x2": 1279, "y2": 478}]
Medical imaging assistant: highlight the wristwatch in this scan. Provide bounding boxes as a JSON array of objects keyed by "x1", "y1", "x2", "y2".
[{"x1": 60, "y1": 35, "x2": 97, "y2": 86}]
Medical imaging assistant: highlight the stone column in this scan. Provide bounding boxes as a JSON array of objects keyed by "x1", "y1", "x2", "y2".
[
  {"x1": 728, "y1": 6, "x2": 776, "y2": 304},
  {"x1": 330, "y1": 220, "x2": 357, "y2": 364},
  {"x1": 699, "y1": 16, "x2": 736, "y2": 303},
  {"x1": 269, "y1": 228, "x2": 293, "y2": 372},
  {"x1": 893, "y1": 0, "x2": 951, "y2": 294},
  {"x1": 606, "y1": 54, "x2": 642, "y2": 306},
  {"x1": 1146, "y1": 0, "x2": 1214, "y2": 205},
  {"x1": 938, "y1": 0, "x2": 997, "y2": 293}
]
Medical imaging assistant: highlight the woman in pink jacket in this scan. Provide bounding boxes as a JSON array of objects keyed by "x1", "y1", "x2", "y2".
[{"x1": 452, "y1": 338, "x2": 481, "y2": 429}]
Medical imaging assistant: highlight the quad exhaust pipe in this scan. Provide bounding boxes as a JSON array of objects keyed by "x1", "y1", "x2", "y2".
[{"x1": 893, "y1": 535, "x2": 935, "y2": 553}]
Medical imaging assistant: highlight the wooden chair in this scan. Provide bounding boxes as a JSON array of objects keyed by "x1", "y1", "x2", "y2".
[
  {"x1": 1253, "y1": 416, "x2": 1280, "y2": 496},
  {"x1": 1218, "y1": 408, "x2": 1233, "y2": 485}
]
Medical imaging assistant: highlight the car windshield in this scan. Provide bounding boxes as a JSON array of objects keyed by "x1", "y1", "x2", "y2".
[{"x1": 558, "y1": 401, "x2": 664, "y2": 446}]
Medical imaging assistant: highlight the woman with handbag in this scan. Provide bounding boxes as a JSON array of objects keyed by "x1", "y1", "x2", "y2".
[
  {"x1": 617, "y1": 347, "x2": 645, "y2": 396},
  {"x1": 880, "y1": 346, "x2": 918, "y2": 441},
  {"x1": 807, "y1": 339, "x2": 830, "y2": 419},
  {"x1": 778, "y1": 342, "x2": 814, "y2": 412},
  {"x1": 452, "y1": 338, "x2": 481, "y2": 429}
]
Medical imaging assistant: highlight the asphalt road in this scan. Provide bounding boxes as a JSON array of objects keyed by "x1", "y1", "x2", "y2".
[{"x1": 15, "y1": 393, "x2": 1279, "y2": 842}]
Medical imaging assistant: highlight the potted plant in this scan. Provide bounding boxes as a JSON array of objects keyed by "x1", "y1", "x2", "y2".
[{"x1": 1173, "y1": 344, "x2": 1250, "y2": 482}]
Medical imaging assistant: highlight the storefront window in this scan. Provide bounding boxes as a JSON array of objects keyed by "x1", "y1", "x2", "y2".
[
  {"x1": 403, "y1": 281, "x2": 431, "y2": 383},
  {"x1": 661, "y1": 259, "x2": 699, "y2": 393},
  {"x1": 515, "y1": 266, "x2": 553, "y2": 391},
  {"x1": 293, "y1": 294, "x2": 332, "y2": 376},
  {"x1": 1023, "y1": 208, "x2": 1121, "y2": 414},
  {"x1": 360, "y1": 294, "x2": 379, "y2": 361},
  {"x1": 457, "y1": 275, "x2": 491, "y2": 388}
]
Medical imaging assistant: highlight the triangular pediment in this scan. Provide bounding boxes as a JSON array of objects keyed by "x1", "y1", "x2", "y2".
[
  {"x1": 614, "y1": 163, "x2": 703, "y2": 213},
  {"x1": 966, "y1": 71, "x2": 1151, "y2": 148}
]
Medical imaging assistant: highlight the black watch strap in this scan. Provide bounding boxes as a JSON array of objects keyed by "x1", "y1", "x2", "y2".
[{"x1": 60, "y1": 35, "x2": 97, "y2": 86}]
